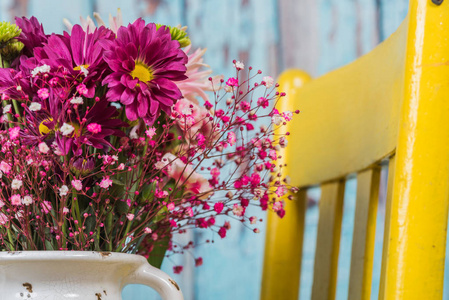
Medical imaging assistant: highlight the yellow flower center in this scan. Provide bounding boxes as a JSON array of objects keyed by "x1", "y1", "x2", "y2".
[
  {"x1": 130, "y1": 62, "x2": 153, "y2": 83},
  {"x1": 74, "y1": 64, "x2": 90, "y2": 71},
  {"x1": 39, "y1": 118, "x2": 54, "y2": 135}
]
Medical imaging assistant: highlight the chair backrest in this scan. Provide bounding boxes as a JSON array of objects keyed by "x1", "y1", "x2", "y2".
[{"x1": 261, "y1": 1, "x2": 449, "y2": 299}]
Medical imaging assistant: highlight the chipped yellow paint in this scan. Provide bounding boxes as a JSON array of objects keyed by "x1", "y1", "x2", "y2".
[
  {"x1": 348, "y1": 167, "x2": 380, "y2": 300},
  {"x1": 383, "y1": 1, "x2": 449, "y2": 299},
  {"x1": 379, "y1": 156, "x2": 396, "y2": 300},
  {"x1": 311, "y1": 180, "x2": 345, "y2": 300}
]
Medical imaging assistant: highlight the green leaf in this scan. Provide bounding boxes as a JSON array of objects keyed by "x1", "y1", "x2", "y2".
[{"x1": 147, "y1": 234, "x2": 170, "y2": 269}]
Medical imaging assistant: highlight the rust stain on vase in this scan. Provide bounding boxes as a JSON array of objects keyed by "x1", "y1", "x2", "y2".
[
  {"x1": 95, "y1": 292, "x2": 102, "y2": 300},
  {"x1": 168, "y1": 278, "x2": 180, "y2": 291},
  {"x1": 103, "y1": 289, "x2": 107, "y2": 295},
  {"x1": 100, "y1": 252, "x2": 111, "y2": 258},
  {"x1": 22, "y1": 282, "x2": 33, "y2": 293}
]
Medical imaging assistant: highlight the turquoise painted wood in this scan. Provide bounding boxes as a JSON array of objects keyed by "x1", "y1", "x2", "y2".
[{"x1": 0, "y1": 1, "x2": 413, "y2": 299}]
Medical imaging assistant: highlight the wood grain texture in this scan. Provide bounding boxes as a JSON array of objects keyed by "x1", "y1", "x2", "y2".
[{"x1": 311, "y1": 180, "x2": 345, "y2": 300}]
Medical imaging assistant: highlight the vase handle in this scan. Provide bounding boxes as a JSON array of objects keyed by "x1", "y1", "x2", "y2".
[{"x1": 124, "y1": 261, "x2": 184, "y2": 300}]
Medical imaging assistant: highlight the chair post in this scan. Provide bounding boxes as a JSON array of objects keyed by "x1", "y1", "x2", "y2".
[
  {"x1": 261, "y1": 70, "x2": 311, "y2": 300},
  {"x1": 382, "y1": 1, "x2": 449, "y2": 299}
]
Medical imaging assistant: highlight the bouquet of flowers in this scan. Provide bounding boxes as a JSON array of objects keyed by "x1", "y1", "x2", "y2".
[{"x1": 0, "y1": 11, "x2": 296, "y2": 269}]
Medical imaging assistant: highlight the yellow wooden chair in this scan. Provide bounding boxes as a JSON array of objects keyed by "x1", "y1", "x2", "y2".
[{"x1": 261, "y1": 1, "x2": 449, "y2": 299}]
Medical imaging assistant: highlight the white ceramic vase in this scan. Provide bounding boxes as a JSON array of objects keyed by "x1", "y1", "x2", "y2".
[{"x1": 0, "y1": 251, "x2": 183, "y2": 300}]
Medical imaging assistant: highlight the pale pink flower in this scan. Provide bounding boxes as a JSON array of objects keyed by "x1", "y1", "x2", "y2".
[
  {"x1": 272, "y1": 201, "x2": 283, "y2": 212},
  {"x1": 118, "y1": 163, "x2": 125, "y2": 170},
  {"x1": 9, "y1": 126, "x2": 20, "y2": 140},
  {"x1": 0, "y1": 213, "x2": 8, "y2": 225},
  {"x1": 232, "y1": 204, "x2": 245, "y2": 217},
  {"x1": 76, "y1": 84, "x2": 88, "y2": 96},
  {"x1": 38, "y1": 142, "x2": 50, "y2": 154},
  {"x1": 2, "y1": 104, "x2": 11, "y2": 114},
  {"x1": 29, "y1": 102, "x2": 42, "y2": 111},
  {"x1": 144, "y1": 227, "x2": 152, "y2": 234},
  {"x1": 41, "y1": 201, "x2": 52, "y2": 214},
  {"x1": 275, "y1": 186, "x2": 286, "y2": 197},
  {"x1": 99, "y1": 177, "x2": 113, "y2": 189},
  {"x1": 263, "y1": 76, "x2": 274, "y2": 88},
  {"x1": 37, "y1": 88, "x2": 49, "y2": 99},
  {"x1": 176, "y1": 46, "x2": 223, "y2": 103},
  {"x1": 234, "y1": 61, "x2": 244, "y2": 70},
  {"x1": 59, "y1": 185, "x2": 69, "y2": 196},
  {"x1": 145, "y1": 127, "x2": 157, "y2": 139},
  {"x1": 186, "y1": 207, "x2": 194, "y2": 217},
  {"x1": 10, "y1": 194, "x2": 22, "y2": 206},
  {"x1": 71, "y1": 179, "x2": 83, "y2": 191},
  {"x1": 126, "y1": 213, "x2": 134, "y2": 221},
  {"x1": 271, "y1": 114, "x2": 282, "y2": 125},
  {"x1": 63, "y1": 207, "x2": 70, "y2": 214},
  {"x1": 0, "y1": 161, "x2": 12, "y2": 174},
  {"x1": 22, "y1": 195, "x2": 33, "y2": 206},
  {"x1": 282, "y1": 111, "x2": 293, "y2": 121},
  {"x1": 167, "y1": 202, "x2": 175, "y2": 211},
  {"x1": 227, "y1": 132, "x2": 237, "y2": 146}
]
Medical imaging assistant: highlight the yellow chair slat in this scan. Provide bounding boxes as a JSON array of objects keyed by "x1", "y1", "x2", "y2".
[
  {"x1": 311, "y1": 180, "x2": 345, "y2": 300},
  {"x1": 348, "y1": 167, "x2": 381, "y2": 300},
  {"x1": 261, "y1": 189, "x2": 307, "y2": 300},
  {"x1": 379, "y1": 156, "x2": 396, "y2": 300},
  {"x1": 279, "y1": 18, "x2": 407, "y2": 188},
  {"x1": 383, "y1": 1, "x2": 449, "y2": 298},
  {"x1": 261, "y1": 70, "x2": 311, "y2": 300}
]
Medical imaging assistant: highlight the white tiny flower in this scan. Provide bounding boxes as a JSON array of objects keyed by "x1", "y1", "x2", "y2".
[
  {"x1": 224, "y1": 86, "x2": 233, "y2": 93},
  {"x1": 60, "y1": 123, "x2": 75, "y2": 136},
  {"x1": 263, "y1": 76, "x2": 274, "y2": 88},
  {"x1": 11, "y1": 179, "x2": 22, "y2": 190},
  {"x1": 26, "y1": 158, "x2": 34, "y2": 165},
  {"x1": 70, "y1": 97, "x2": 84, "y2": 104},
  {"x1": 31, "y1": 64, "x2": 51, "y2": 77},
  {"x1": 29, "y1": 102, "x2": 42, "y2": 111},
  {"x1": 79, "y1": 65, "x2": 89, "y2": 76},
  {"x1": 271, "y1": 114, "x2": 282, "y2": 126},
  {"x1": 2, "y1": 105, "x2": 11, "y2": 115},
  {"x1": 22, "y1": 195, "x2": 33, "y2": 206},
  {"x1": 234, "y1": 61, "x2": 244, "y2": 69},
  {"x1": 38, "y1": 142, "x2": 50, "y2": 154},
  {"x1": 59, "y1": 185, "x2": 69, "y2": 196},
  {"x1": 279, "y1": 136, "x2": 288, "y2": 148},
  {"x1": 112, "y1": 155, "x2": 118, "y2": 162},
  {"x1": 63, "y1": 207, "x2": 69, "y2": 214}
]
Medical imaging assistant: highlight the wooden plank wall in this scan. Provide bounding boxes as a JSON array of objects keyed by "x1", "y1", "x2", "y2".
[{"x1": 0, "y1": 0, "x2": 408, "y2": 299}]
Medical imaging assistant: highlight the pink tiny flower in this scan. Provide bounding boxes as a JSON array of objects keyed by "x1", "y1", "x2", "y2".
[
  {"x1": 144, "y1": 227, "x2": 152, "y2": 234},
  {"x1": 145, "y1": 127, "x2": 157, "y2": 139},
  {"x1": 272, "y1": 201, "x2": 284, "y2": 212},
  {"x1": 63, "y1": 207, "x2": 70, "y2": 214},
  {"x1": 186, "y1": 207, "x2": 194, "y2": 217},
  {"x1": 9, "y1": 126, "x2": 20, "y2": 140},
  {"x1": 240, "y1": 101, "x2": 250, "y2": 112},
  {"x1": 210, "y1": 168, "x2": 220, "y2": 178},
  {"x1": 227, "y1": 132, "x2": 236, "y2": 146},
  {"x1": 257, "y1": 97, "x2": 269, "y2": 108},
  {"x1": 37, "y1": 88, "x2": 49, "y2": 99},
  {"x1": 126, "y1": 213, "x2": 134, "y2": 221},
  {"x1": 76, "y1": 83, "x2": 88, "y2": 96},
  {"x1": 118, "y1": 163, "x2": 125, "y2": 170},
  {"x1": 99, "y1": 177, "x2": 113, "y2": 189},
  {"x1": 38, "y1": 142, "x2": 50, "y2": 154},
  {"x1": 10, "y1": 194, "x2": 21, "y2": 206},
  {"x1": 167, "y1": 202, "x2": 175, "y2": 211},
  {"x1": 71, "y1": 179, "x2": 83, "y2": 191},
  {"x1": 275, "y1": 186, "x2": 286, "y2": 197},
  {"x1": 173, "y1": 266, "x2": 183, "y2": 274},
  {"x1": 195, "y1": 257, "x2": 203, "y2": 267},
  {"x1": 226, "y1": 77, "x2": 239, "y2": 87},
  {"x1": 155, "y1": 190, "x2": 169, "y2": 198},
  {"x1": 249, "y1": 216, "x2": 257, "y2": 224},
  {"x1": 214, "y1": 202, "x2": 224, "y2": 214},
  {"x1": 0, "y1": 213, "x2": 8, "y2": 225},
  {"x1": 87, "y1": 123, "x2": 102, "y2": 134},
  {"x1": 169, "y1": 219, "x2": 177, "y2": 227},
  {"x1": 218, "y1": 227, "x2": 227, "y2": 238}
]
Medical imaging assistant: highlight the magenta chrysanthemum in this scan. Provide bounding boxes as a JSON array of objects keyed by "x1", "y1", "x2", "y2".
[{"x1": 102, "y1": 19, "x2": 187, "y2": 125}]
